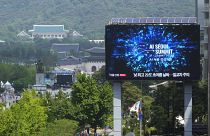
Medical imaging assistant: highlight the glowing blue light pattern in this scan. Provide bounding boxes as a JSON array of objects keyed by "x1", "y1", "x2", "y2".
[{"x1": 112, "y1": 25, "x2": 197, "y2": 72}]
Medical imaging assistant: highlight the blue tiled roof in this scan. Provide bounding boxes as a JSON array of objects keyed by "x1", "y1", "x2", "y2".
[{"x1": 30, "y1": 25, "x2": 68, "y2": 33}]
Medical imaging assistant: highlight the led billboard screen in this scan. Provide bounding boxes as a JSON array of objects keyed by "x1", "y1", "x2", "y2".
[
  {"x1": 105, "y1": 24, "x2": 200, "y2": 80},
  {"x1": 57, "y1": 75, "x2": 73, "y2": 86}
]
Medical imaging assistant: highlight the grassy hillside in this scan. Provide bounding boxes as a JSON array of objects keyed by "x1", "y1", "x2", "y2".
[{"x1": 0, "y1": 0, "x2": 194, "y2": 40}]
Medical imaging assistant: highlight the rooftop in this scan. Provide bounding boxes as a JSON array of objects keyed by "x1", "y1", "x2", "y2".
[
  {"x1": 17, "y1": 31, "x2": 31, "y2": 37},
  {"x1": 51, "y1": 43, "x2": 80, "y2": 53},
  {"x1": 57, "y1": 56, "x2": 81, "y2": 66},
  {"x1": 72, "y1": 31, "x2": 83, "y2": 37},
  {"x1": 0, "y1": 40, "x2": 5, "y2": 43},
  {"x1": 85, "y1": 47, "x2": 105, "y2": 54},
  {"x1": 82, "y1": 56, "x2": 105, "y2": 62},
  {"x1": 29, "y1": 25, "x2": 69, "y2": 33}
]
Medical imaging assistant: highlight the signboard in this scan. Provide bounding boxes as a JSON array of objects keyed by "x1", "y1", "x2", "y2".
[{"x1": 105, "y1": 24, "x2": 200, "y2": 80}]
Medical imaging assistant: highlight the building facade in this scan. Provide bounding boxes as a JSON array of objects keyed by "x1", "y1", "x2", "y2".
[
  {"x1": 89, "y1": 40, "x2": 104, "y2": 44},
  {"x1": 198, "y1": 0, "x2": 209, "y2": 80},
  {"x1": 0, "y1": 81, "x2": 20, "y2": 108},
  {"x1": 29, "y1": 25, "x2": 69, "y2": 39},
  {"x1": 59, "y1": 47, "x2": 105, "y2": 75},
  {"x1": 81, "y1": 47, "x2": 105, "y2": 75}
]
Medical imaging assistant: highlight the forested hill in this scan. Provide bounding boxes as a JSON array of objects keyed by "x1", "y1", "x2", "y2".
[{"x1": 0, "y1": 0, "x2": 194, "y2": 40}]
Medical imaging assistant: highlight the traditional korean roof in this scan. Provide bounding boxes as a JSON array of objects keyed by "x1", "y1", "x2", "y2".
[
  {"x1": 51, "y1": 43, "x2": 80, "y2": 53},
  {"x1": 72, "y1": 31, "x2": 83, "y2": 37},
  {"x1": 5, "y1": 81, "x2": 11, "y2": 86},
  {"x1": 29, "y1": 25, "x2": 69, "y2": 33},
  {"x1": 57, "y1": 56, "x2": 81, "y2": 66},
  {"x1": 85, "y1": 47, "x2": 105, "y2": 54},
  {"x1": 83, "y1": 47, "x2": 105, "y2": 61},
  {"x1": 82, "y1": 56, "x2": 105, "y2": 62},
  {"x1": 0, "y1": 40, "x2": 5, "y2": 43},
  {"x1": 17, "y1": 31, "x2": 31, "y2": 37}
]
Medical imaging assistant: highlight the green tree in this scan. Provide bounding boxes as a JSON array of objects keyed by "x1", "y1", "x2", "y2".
[
  {"x1": 0, "y1": 0, "x2": 194, "y2": 40},
  {"x1": 122, "y1": 81, "x2": 154, "y2": 134},
  {"x1": 71, "y1": 73, "x2": 112, "y2": 134},
  {"x1": 122, "y1": 82, "x2": 142, "y2": 115},
  {"x1": 0, "y1": 109, "x2": 15, "y2": 135},
  {"x1": 192, "y1": 81, "x2": 208, "y2": 123},
  {"x1": 10, "y1": 90, "x2": 47, "y2": 135},
  {"x1": 0, "y1": 90, "x2": 47, "y2": 136},
  {"x1": 148, "y1": 82, "x2": 184, "y2": 134},
  {"x1": 150, "y1": 106, "x2": 168, "y2": 134},
  {"x1": 0, "y1": 64, "x2": 35, "y2": 92},
  {"x1": 40, "y1": 119, "x2": 79, "y2": 136},
  {"x1": 92, "y1": 65, "x2": 106, "y2": 84},
  {"x1": 43, "y1": 91, "x2": 74, "y2": 122}
]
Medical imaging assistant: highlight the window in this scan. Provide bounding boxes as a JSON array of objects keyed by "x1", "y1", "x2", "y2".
[{"x1": 91, "y1": 66, "x2": 97, "y2": 72}]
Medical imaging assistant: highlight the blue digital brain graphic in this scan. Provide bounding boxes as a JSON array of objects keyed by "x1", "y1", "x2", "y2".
[{"x1": 110, "y1": 25, "x2": 198, "y2": 73}]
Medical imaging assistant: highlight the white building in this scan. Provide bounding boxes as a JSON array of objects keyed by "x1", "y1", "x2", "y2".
[
  {"x1": 29, "y1": 25, "x2": 69, "y2": 39},
  {"x1": 0, "y1": 81, "x2": 20, "y2": 108}
]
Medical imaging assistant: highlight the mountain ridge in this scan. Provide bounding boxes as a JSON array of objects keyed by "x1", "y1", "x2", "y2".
[{"x1": 0, "y1": 0, "x2": 195, "y2": 40}]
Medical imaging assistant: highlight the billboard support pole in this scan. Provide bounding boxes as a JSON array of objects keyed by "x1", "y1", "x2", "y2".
[
  {"x1": 184, "y1": 82, "x2": 192, "y2": 136},
  {"x1": 113, "y1": 82, "x2": 122, "y2": 136}
]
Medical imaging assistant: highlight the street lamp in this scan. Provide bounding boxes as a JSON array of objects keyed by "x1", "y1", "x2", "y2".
[{"x1": 149, "y1": 81, "x2": 169, "y2": 90}]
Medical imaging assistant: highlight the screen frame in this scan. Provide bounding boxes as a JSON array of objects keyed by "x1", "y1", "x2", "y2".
[{"x1": 105, "y1": 23, "x2": 200, "y2": 81}]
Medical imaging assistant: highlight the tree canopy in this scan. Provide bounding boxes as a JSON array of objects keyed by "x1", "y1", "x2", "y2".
[
  {"x1": 0, "y1": 63, "x2": 35, "y2": 92},
  {"x1": 0, "y1": 90, "x2": 47, "y2": 135},
  {"x1": 71, "y1": 73, "x2": 113, "y2": 131},
  {"x1": 39, "y1": 119, "x2": 78, "y2": 136}
]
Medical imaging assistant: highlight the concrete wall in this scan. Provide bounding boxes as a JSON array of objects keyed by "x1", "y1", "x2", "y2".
[{"x1": 81, "y1": 61, "x2": 105, "y2": 75}]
